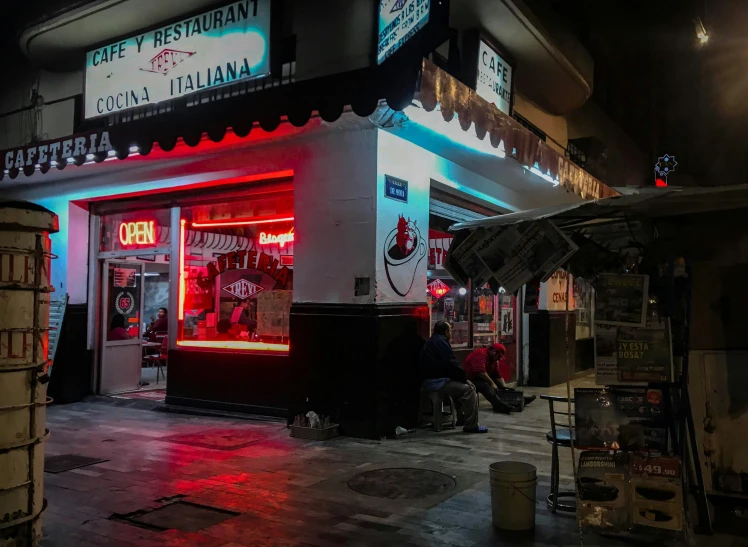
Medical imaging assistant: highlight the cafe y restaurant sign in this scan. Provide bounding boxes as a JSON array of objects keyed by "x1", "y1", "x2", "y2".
[{"x1": 84, "y1": 0, "x2": 271, "y2": 118}]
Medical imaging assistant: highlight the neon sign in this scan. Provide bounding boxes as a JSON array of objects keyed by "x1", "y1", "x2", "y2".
[
  {"x1": 428, "y1": 279, "x2": 450, "y2": 299},
  {"x1": 259, "y1": 228, "x2": 294, "y2": 248},
  {"x1": 119, "y1": 221, "x2": 155, "y2": 246}
]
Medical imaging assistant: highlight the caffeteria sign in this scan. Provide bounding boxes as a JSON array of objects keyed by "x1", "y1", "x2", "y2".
[
  {"x1": 84, "y1": 0, "x2": 271, "y2": 119},
  {"x1": 476, "y1": 39, "x2": 513, "y2": 115}
]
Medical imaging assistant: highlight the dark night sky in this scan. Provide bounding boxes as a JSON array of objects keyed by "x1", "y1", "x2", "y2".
[
  {"x1": 549, "y1": 0, "x2": 745, "y2": 187},
  {"x1": 2, "y1": 0, "x2": 743, "y2": 187}
]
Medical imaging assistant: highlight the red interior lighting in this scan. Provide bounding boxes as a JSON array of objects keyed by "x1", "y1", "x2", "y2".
[{"x1": 192, "y1": 215, "x2": 294, "y2": 228}]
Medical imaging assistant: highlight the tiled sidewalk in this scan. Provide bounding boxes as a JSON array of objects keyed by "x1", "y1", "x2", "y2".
[{"x1": 37, "y1": 375, "x2": 739, "y2": 547}]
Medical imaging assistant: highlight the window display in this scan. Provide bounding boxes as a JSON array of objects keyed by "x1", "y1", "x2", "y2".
[
  {"x1": 575, "y1": 277, "x2": 595, "y2": 339},
  {"x1": 473, "y1": 284, "x2": 498, "y2": 346},
  {"x1": 428, "y1": 277, "x2": 469, "y2": 347},
  {"x1": 177, "y1": 192, "x2": 294, "y2": 353}
]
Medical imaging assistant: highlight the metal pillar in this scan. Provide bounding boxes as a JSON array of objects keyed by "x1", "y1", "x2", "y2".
[{"x1": 0, "y1": 202, "x2": 58, "y2": 546}]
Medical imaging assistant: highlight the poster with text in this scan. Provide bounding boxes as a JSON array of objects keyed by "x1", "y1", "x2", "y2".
[
  {"x1": 113, "y1": 267, "x2": 137, "y2": 288},
  {"x1": 575, "y1": 387, "x2": 668, "y2": 453},
  {"x1": 594, "y1": 274, "x2": 649, "y2": 327},
  {"x1": 539, "y1": 269, "x2": 576, "y2": 312},
  {"x1": 595, "y1": 319, "x2": 672, "y2": 385}
]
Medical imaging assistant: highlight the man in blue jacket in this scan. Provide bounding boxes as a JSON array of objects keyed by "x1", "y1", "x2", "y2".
[{"x1": 420, "y1": 321, "x2": 488, "y2": 434}]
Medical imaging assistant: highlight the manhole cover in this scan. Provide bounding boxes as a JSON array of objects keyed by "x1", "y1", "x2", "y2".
[
  {"x1": 122, "y1": 502, "x2": 238, "y2": 532},
  {"x1": 348, "y1": 468, "x2": 457, "y2": 499},
  {"x1": 44, "y1": 454, "x2": 108, "y2": 474},
  {"x1": 162, "y1": 428, "x2": 268, "y2": 450}
]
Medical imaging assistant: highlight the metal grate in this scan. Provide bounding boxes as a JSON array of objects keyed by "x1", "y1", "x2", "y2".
[
  {"x1": 44, "y1": 454, "x2": 108, "y2": 474},
  {"x1": 513, "y1": 112, "x2": 547, "y2": 142},
  {"x1": 116, "y1": 501, "x2": 238, "y2": 533},
  {"x1": 348, "y1": 468, "x2": 456, "y2": 499}
]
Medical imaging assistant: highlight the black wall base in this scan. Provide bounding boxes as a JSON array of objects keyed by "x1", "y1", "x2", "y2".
[
  {"x1": 289, "y1": 303, "x2": 429, "y2": 439},
  {"x1": 48, "y1": 304, "x2": 93, "y2": 404},
  {"x1": 167, "y1": 349, "x2": 289, "y2": 413}
]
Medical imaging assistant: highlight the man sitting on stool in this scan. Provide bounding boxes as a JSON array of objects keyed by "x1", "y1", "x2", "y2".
[
  {"x1": 463, "y1": 343, "x2": 536, "y2": 413},
  {"x1": 420, "y1": 321, "x2": 488, "y2": 434}
]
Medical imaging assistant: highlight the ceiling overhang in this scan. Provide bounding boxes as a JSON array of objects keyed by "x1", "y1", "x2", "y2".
[{"x1": 19, "y1": 0, "x2": 227, "y2": 69}]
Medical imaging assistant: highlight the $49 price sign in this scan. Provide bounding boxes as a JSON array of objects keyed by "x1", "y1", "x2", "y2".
[{"x1": 633, "y1": 456, "x2": 679, "y2": 478}]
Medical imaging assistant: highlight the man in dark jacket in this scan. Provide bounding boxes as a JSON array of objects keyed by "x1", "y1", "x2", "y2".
[{"x1": 420, "y1": 321, "x2": 487, "y2": 433}]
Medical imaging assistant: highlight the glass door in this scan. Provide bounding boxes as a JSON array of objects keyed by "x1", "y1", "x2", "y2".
[{"x1": 100, "y1": 260, "x2": 145, "y2": 394}]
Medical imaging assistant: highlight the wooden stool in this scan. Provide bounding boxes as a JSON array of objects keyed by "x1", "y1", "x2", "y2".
[{"x1": 419, "y1": 390, "x2": 457, "y2": 432}]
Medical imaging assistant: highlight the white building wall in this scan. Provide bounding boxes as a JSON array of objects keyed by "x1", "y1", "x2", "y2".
[{"x1": 4, "y1": 121, "x2": 382, "y2": 307}]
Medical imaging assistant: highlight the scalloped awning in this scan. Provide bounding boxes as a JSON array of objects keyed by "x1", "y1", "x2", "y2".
[
  {"x1": 2, "y1": 57, "x2": 620, "y2": 200},
  {"x1": 417, "y1": 59, "x2": 618, "y2": 201},
  {"x1": 1, "y1": 57, "x2": 422, "y2": 181}
]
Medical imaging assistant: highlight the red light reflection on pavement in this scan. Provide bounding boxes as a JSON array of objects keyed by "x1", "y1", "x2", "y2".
[{"x1": 158, "y1": 529, "x2": 226, "y2": 546}]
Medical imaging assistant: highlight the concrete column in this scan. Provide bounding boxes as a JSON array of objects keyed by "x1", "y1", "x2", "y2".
[
  {"x1": 0, "y1": 202, "x2": 58, "y2": 546},
  {"x1": 289, "y1": 128, "x2": 433, "y2": 438}
]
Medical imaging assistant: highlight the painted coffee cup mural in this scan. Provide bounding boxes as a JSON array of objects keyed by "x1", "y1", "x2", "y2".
[{"x1": 384, "y1": 215, "x2": 426, "y2": 297}]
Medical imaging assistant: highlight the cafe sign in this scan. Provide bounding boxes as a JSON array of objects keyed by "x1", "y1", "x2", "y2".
[
  {"x1": 84, "y1": 0, "x2": 271, "y2": 119},
  {"x1": 475, "y1": 38, "x2": 514, "y2": 115},
  {"x1": 462, "y1": 31, "x2": 515, "y2": 116}
]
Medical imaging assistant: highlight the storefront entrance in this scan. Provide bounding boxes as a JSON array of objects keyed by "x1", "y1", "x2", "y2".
[
  {"x1": 99, "y1": 258, "x2": 171, "y2": 394},
  {"x1": 92, "y1": 206, "x2": 175, "y2": 397}
]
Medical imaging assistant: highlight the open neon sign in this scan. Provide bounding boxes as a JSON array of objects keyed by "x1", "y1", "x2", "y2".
[
  {"x1": 259, "y1": 228, "x2": 294, "y2": 248},
  {"x1": 119, "y1": 221, "x2": 155, "y2": 246}
]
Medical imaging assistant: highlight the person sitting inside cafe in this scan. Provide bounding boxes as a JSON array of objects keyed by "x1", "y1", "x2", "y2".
[
  {"x1": 107, "y1": 314, "x2": 130, "y2": 341},
  {"x1": 145, "y1": 307, "x2": 168, "y2": 341},
  {"x1": 463, "y1": 343, "x2": 536, "y2": 412},
  {"x1": 233, "y1": 299, "x2": 258, "y2": 334},
  {"x1": 215, "y1": 319, "x2": 234, "y2": 341},
  {"x1": 420, "y1": 321, "x2": 488, "y2": 434}
]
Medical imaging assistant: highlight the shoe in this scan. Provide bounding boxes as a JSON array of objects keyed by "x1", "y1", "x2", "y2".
[
  {"x1": 463, "y1": 425, "x2": 489, "y2": 434},
  {"x1": 523, "y1": 395, "x2": 536, "y2": 406}
]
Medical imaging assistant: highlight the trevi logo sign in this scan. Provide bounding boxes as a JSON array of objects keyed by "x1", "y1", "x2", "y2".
[
  {"x1": 84, "y1": 0, "x2": 271, "y2": 118},
  {"x1": 222, "y1": 279, "x2": 264, "y2": 299},
  {"x1": 141, "y1": 49, "x2": 196, "y2": 75}
]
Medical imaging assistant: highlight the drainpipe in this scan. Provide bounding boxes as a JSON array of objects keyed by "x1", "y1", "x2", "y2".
[{"x1": 0, "y1": 201, "x2": 58, "y2": 546}]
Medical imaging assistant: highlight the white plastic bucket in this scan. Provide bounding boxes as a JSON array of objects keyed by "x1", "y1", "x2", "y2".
[{"x1": 489, "y1": 461, "x2": 537, "y2": 531}]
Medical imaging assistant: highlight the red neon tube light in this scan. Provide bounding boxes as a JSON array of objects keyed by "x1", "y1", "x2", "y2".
[
  {"x1": 191, "y1": 215, "x2": 294, "y2": 228},
  {"x1": 178, "y1": 219, "x2": 186, "y2": 321},
  {"x1": 119, "y1": 220, "x2": 155, "y2": 246}
]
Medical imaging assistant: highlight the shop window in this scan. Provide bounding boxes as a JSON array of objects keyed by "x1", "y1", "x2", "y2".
[
  {"x1": 177, "y1": 193, "x2": 294, "y2": 353},
  {"x1": 100, "y1": 209, "x2": 172, "y2": 253},
  {"x1": 473, "y1": 285, "x2": 498, "y2": 346},
  {"x1": 574, "y1": 277, "x2": 595, "y2": 340},
  {"x1": 428, "y1": 277, "x2": 469, "y2": 347}
]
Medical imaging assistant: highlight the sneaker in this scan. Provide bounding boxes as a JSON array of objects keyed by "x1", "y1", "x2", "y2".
[
  {"x1": 523, "y1": 395, "x2": 537, "y2": 407},
  {"x1": 463, "y1": 425, "x2": 489, "y2": 434}
]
